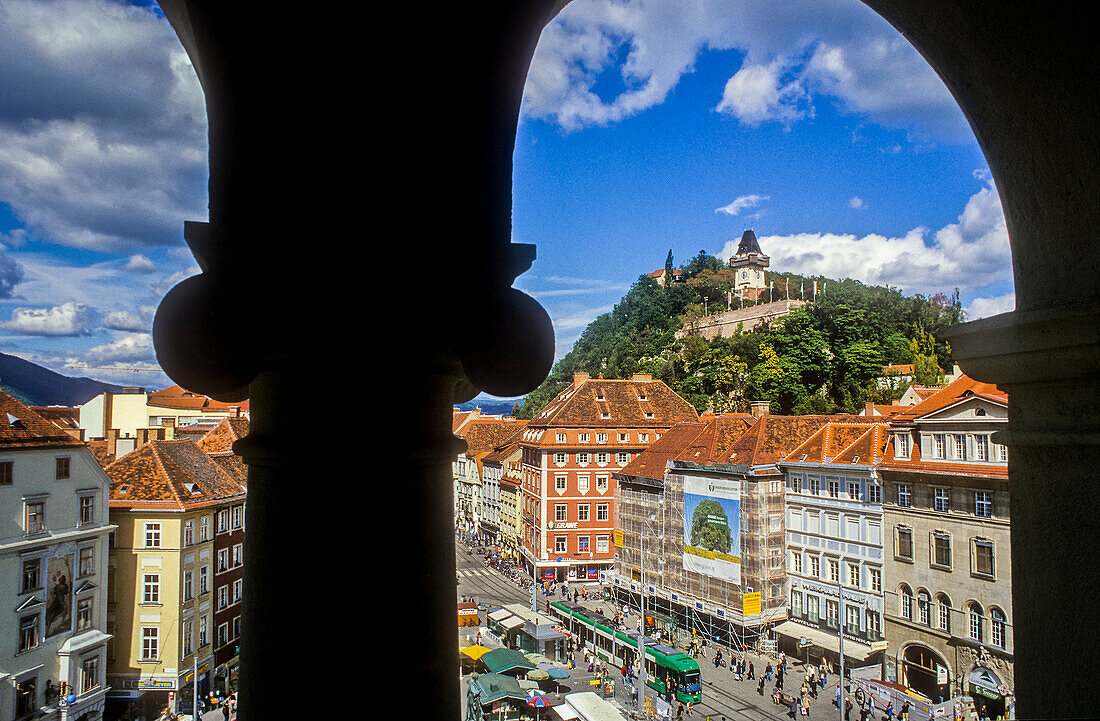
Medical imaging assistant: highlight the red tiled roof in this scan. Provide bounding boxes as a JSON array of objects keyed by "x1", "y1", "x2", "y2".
[
  {"x1": 198, "y1": 416, "x2": 250, "y2": 455},
  {"x1": 527, "y1": 375, "x2": 698, "y2": 429},
  {"x1": 0, "y1": 391, "x2": 84, "y2": 450},
  {"x1": 879, "y1": 430, "x2": 1008, "y2": 479},
  {"x1": 892, "y1": 374, "x2": 1007, "y2": 423},
  {"x1": 148, "y1": 384, "x2": 248, "y2": 414},
  {"x1": 106, "y1": 439, "x2": 247, "y2": 510},
  {"x1": 458, "y1": 418, "x2": 528, "y2": 456},
  {"x1": 725, "y1": 415, "x2": 867, "y2": 467},
  {"x1": 617, "y1": 421, "x2": 709, "y2": 482}
]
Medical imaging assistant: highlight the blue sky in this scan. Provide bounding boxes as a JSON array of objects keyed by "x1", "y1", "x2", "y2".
[{"x1": 0, "y1": 0, "x2": 1013, "y2": 398}]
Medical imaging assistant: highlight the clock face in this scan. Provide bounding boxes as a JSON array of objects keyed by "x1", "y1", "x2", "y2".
[{"x1": 741, "y1": 270, "x2": 748, "y2": 279}]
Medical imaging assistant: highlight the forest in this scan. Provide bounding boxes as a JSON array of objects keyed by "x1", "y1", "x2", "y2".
[{"x1": 516, "y1": 250, "x2": 963, "y2": 418}]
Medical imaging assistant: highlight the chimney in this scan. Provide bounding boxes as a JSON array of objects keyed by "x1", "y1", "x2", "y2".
[
  {"x1": 106, "y1": 428, "x2": 120, "y2": 459},
  {"x1": 750, "y1": 401, "x2": 771, "y2": 419},
  {"x1": 573, "y1": 372, "x2": 590, "y2": 387},
  {"x1": 865, "y1": 402, "x2": 876, "y2": 417},
  {"x1": 631, "y1": 374, "x2": 653, "y2": 382}
]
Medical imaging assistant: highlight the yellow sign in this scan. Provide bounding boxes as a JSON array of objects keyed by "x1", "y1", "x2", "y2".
[
  {"x1": 743, "y1": 591, "x2": 761, "y2": 616},
  {"x1": 614, "y1": 529, "x2": 624, "y2": 547}
]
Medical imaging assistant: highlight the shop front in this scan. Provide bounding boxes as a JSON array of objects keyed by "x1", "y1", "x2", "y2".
[{"x1": 967, "y1": 667, "x2": 1011, "y2": 719}]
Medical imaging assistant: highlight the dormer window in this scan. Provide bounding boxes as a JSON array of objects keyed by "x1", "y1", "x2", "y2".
[{"x1": 895, "y1": 433, "x2": 911, "y2": 459}]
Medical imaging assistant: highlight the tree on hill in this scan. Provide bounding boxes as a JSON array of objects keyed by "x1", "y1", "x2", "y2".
[{"x1": 516, "y1": 251, "x2": 965, "y2": 419}]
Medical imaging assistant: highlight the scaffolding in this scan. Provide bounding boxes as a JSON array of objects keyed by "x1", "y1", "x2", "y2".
[{"x1": 615, "y1": 462, "x2": 789, "y2": 656}]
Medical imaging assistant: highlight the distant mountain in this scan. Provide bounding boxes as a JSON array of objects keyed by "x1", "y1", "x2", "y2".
[
  {"x1": 0, "y1": 352, "x2": 127, "y2": 407},
  {"x1": 454, "y1": 398, "x2": 521, "y2": 417}
]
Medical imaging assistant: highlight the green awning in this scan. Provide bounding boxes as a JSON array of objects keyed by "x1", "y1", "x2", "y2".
[
  {"x1": 469, "y1": 673, "x2": 529, "y2": 705},
  {"x1": 481, "y1": 647, "x2": 536, "y2": 675}
]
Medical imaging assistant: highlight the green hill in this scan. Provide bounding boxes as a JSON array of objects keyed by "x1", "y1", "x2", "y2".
[{"x1": 518, "y1": 252, "x2": 962, "y2": 418}]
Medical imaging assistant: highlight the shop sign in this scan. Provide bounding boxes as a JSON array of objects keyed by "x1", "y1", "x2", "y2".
[
  {"x1": 968, "y1": 668, "x2": 1004, "y2": 700},
  {"x1": 547, "y1": 521, "x2": 578, "y2": 529},
  {"x1": 743, "y1": 591, "x2": 761, "y2": 616}
]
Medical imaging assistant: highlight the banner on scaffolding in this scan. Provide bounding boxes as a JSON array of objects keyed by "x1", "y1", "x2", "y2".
[{"x1": 682, "y1": 476, "x2": 741, "y2": 584}]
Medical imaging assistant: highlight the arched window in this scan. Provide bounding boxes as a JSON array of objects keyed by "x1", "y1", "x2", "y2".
[
  {"x1": 968, "y1": 602, "x2": 984, "y2": 643},
  {"x1": 936, "y1": 593, "x2": 952, "y2": 633},
  {"x1": 990, "y1": 607, "x2": 1007, "y2": 648},
  {"x1": 917, "y1": 589, "x2": 932, "y2": 626},
  {"x1": 900, "y1": 585, "x2": 913, "y2": 620}
]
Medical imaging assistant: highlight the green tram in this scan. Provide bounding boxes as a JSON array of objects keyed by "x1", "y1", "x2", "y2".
[{"x1": 548, "y1": 601, "x2": 702, "y2": 704}]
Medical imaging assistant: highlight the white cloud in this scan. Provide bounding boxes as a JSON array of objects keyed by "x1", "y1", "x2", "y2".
[
  {"x1": 85, "y1": 331, "x2": 154, "y2": 364},
  {"x1": 717, "y1": 178, "x2": 1011, "y2": 297},
  {"x1": 3, "y1": 301, "x2": 93, "y2": 336},
  {"x1": 524, "y1": 0, "x2": 971, "y2": 142},
  {"x1": 0, "y1": 0, "x2": 207, "y2": 253},
  {"x1": 848, "y1": 196, "x2": 864, "y2": 209},
  {"x1": 125, "y1": 254, "x2": 157, "y2": 273},
  {"x1": 716, "y1": 194, "x2": 769, "y2": 215},
  {"x1": 966, "y1": 293, "x2": 1015, "y2": 320}
]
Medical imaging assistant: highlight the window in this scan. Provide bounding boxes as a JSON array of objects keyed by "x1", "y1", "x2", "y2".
[
  {"x1": 79, "y1": 546, "x2": 95, "y2": 577},
  {"x1": 218, "y1": 548, "x2": 229, "y2": 572},
  {"x1": 577, "y1": 452, "x2": 590, "y2": 465},
  {"x1": 200, "y1": 515, "x2": 210, "y2": 541},
  {"x1": 22, "y1": 558, "x2": 41, "y2": 592},
  {"x1": 991, "y1": 607, "x2": 1007, "y2": 648},
  {"x1": 80, "y1": 655, "x2": 100, "y2": 693},
  {"x1": 618, "y1": 433, "x2": 629, "y2": 442},
  {"x1": 846, "y1": 605, "x2": 861, "y2": 634},
  {"x1": 897, "y1": 484, "x2": 911, "y2": 507},
  {"x1": 968, "y1": 603, "x2": 984, "y2": 643},
  {"x1": 233, "y1": 578, "x2": 242, "y2": 603},
  {"x1": 143, "y1": 574, "x2": 160, "y2": 604},
  {"x1": 828, "y1": 558, "x2": 839, "y2": 583},
  {"x1": 809, "y1": 477, "x2": 820, "y2": 495},
  {"x1": 141, "y1": 627, "x2": 159, "y2": 660},
  {"x1": 554, "y1": 452, "x2": 567, "y2": 466},
  {"x1": 937, "y1": 594, "x2": 952, "y2": 632},
  {"x1": 184, "y1": 620, "x2": 193, "y2": 655},
  {"x1": 869, "y1": 568, "x2": 882, "y2": 593},
  {"x1": 184, "y1": 570, "x2": 193, "y2": 601},
  {"x1": 848, "y1": 563, "x2": 860, "y2": 587},
  {"x1": 810, "y1": 556, "x2": 821, "y2": 579},
  {"x1": 866, "y1": 609, "x2": 882, "y2": 637},
  {"x1": 792, "y1": 552, "x2": 802, "y2": 574},
  {"x1": 596, "y1": 433, "x2": 607, "y2": 444},
  {"x1": 555, "y1": 536, "x2": 567, "y2": 553},
  {"x1": 639, "y1": 433, "x2": 649, "y2": 443},
  {"x1": 80, "y1": 495, "x2": 95, "y2": 525},
  {"x1": 825, "y1": 599, "x2": 839, "y2": 627},
  {"x1": 975, "y1": 491, "x2": 992, "y2": 518},
  {"x1": 555, "y1": 503, "x2": 567, "y2": 522},
  {"x1": 791, "y1": 476, "x2": 802, "y2": 493},
  {"x1": 918, "y1": 590, "x2": 931, "y2": 625},
  {"x1": 895, "y1": 433, "x2": 911, "y2": 459},
  {"x1": 577, "y1": 475, "x2": 589, "y2": 493},
  {"x1": 56, "y1": 456, "x2": 71, "y2": 480},
  {"x1": 596, "y1": 536, "x2": 609, "y2": 553},
  {"x1": 578, "y1": 504, "x2": 590, "y2": 521},
  {"x1": 16, "y1": 679, "x2": 36, "y2": 719},
  {"x1": 579, "y1": 433, "x2": 590, "y2": 443},
  {"x1": 555, "y1": 475, "x2": 567, "y2": 493},
  {"x1": 199, "y1": 615, "x2": 208, "y2": 647},
  {"x1": 596, "y1": 503, "x2": 609, "y2": 522},
  {"x1": 0, "y1": 460, "x2": 12, "y2": 485},
  {"x1": 144, "y1": 522, "x2": 161, "y2": 548},
  {"x1": 933, "y1": 434, "x2": 946, "y2": 459},
  {"x1": 791, "y1": 590, "x2": 802, "y2": 616},
  {"x1": 973, "y1": 539, "x2": 995, "y2": 577},
  {"x1": 848, "y1": 481, "x2": 860, "y2": 500},
  {"x1": 806, "y1": 594, "x2": 819, "y2": 622},
  {"x1": 184, "y1": 519, "x2": 195, "y2": 546},
  {"x1": 975, "y1": 434, "x2": 989, "y2": 461},
  {"x1": 828, "y1": 480, "x2": 840, "y2": 498},
  {"x1": 934, "y1": 487, "x2": 949, "y2": 512},
  {"x1": 578, "y1": 536, "x2": 590, "y2": 552},
  {"x1": 19, "y1": 614, "x2": 40, "y2": 652},
  {"x1": 617, "y1": 452, "x2": 629, "y2": 464},
  {"x1": 25, "y1": 501, "x2": 45, "y2": 534},
  {"x1": 933, "y1": 533, "x2": 952, "y2": 568},
  {"x1": 596, "y1": 475, "x2": 608, "y2": 493},
  {"x1": 954, "y1": 434, "x2": 966, "y2": 460},
  {"x1": 896, "y1": 527, "x2": 913, "y2": 561},
  {"x1": 218, "y1": 585, "x2": 228, "y2": 610},
  {"x1": 556, "y1": 433, "x2": 566, "y2": 443},
  {"x1": 218, "y1": 622, "x2": 229, "y2": 648},
  {"x1": 997, "y1": 443, "x2": 1008, "y2": 462},
  {"x1": 900, "y1": 586, "x2": 913, "y2": 620},
  {"x1": 199, "y1": 565, "x2": 209, "y2": 594}
]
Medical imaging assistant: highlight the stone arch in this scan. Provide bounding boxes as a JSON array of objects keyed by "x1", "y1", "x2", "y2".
[
  {"x1": 899, "y1": 642, "x2": 951, "y2": 703},
  {"x1": 145, "y1": 2, "x2": 1094, "y2": 719}
]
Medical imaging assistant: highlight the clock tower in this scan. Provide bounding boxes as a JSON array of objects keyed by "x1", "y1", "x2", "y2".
[{"x1": 729, "y1": 229, "x2": 769, "y2": 298}]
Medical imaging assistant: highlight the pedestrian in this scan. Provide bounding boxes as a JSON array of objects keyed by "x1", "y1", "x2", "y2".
[
  {"x1": 677, "y1": 701, "x2": 684, "y2": 720},
  {"x1": 846, "y1": 697, "x2": 853, "y2": 721},
  {"x1": 900, "y1": 701, "x2": 910, "y2": 721},
  {"x1": 758, "y1": 676, "x2": 766, "y2": 695},
  {"x1": 766, "y1": 662, "x2": 773, "y2": 681},
  {"x1": 714, "y1": 648, "x2": 723, "y2": 668},
  {"x1": 789, "y1": 698, "x2": 799, "y2": 720},
  {"x1": 885, "y1": 701, "x2": 894, "y2": 721},
  {"x1": 748, "y1": 661, "x2": 755, "y2": 679},
  {"x1": 687, "y1": 701, "x2": 695, "y2": 717},
  {"x1": 802, "y1": 693, "x2": 812, "y2": 717}
]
